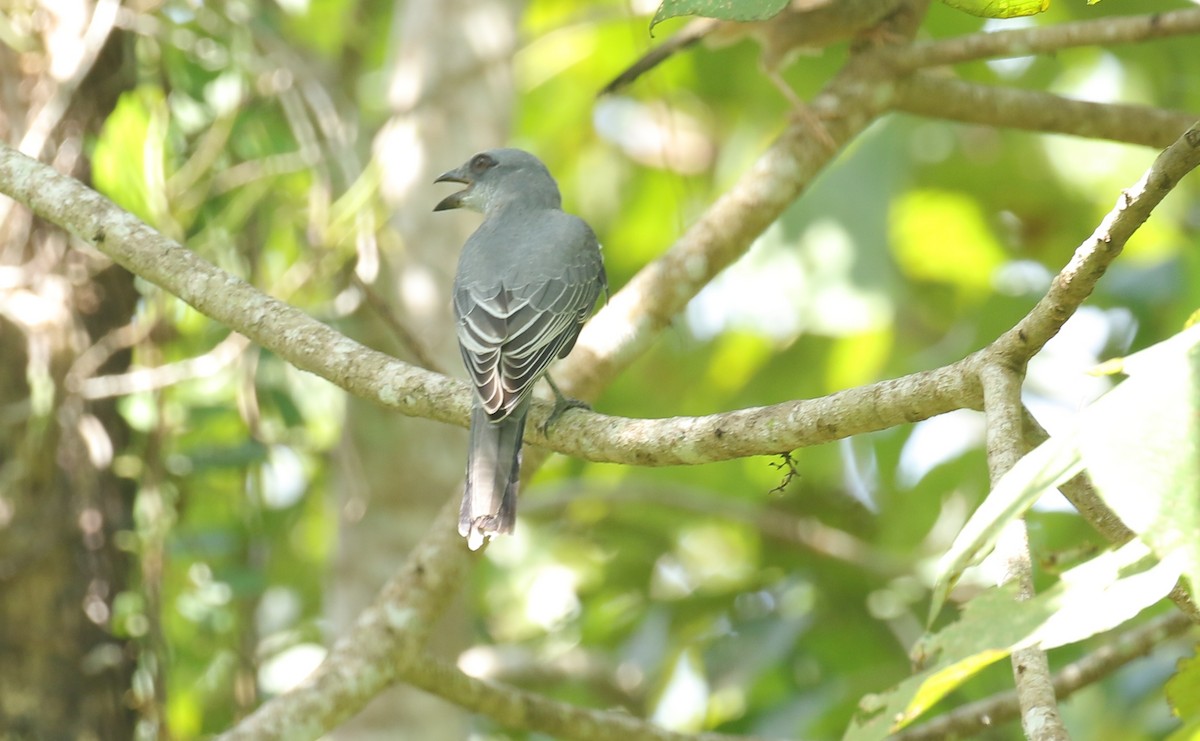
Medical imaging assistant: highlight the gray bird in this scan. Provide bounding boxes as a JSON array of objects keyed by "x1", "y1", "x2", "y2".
[{"x1": 434, "y1": 148, "x2": 607, "y2": 550}]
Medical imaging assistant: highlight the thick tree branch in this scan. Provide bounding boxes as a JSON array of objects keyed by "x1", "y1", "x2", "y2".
[
  {"x1": 893, "y1": 74, "x2": 1196, "y2": 148},
  {"x1": 2, "y1": 116, "x2": 1198, "y2": 468},
  {"x1": 895, "y1": 8, "x2": 1200, "y2": 69},
  {"x1": 894, "y1": 611, "x2": 1194, "y2": 741}
]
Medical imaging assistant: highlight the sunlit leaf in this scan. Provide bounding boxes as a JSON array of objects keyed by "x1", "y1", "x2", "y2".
[
  {"x1": 896, "y1": 648, "x2": 1009, "y2": 727},
  {"x1": 650, "y1": 0, "x2": 789, "y2": 34},
  {"x1": 1168, "y1": 649, "x2": 1200, "y2": 723},
  {"x1": 848, "y1": 543, "x2": 1174, "y2": 740},
  {"x1": 931, "y1": 325, "x2": 1200, "y2": 620},
  {"x1": 940, "y1": 0, "x2": 1049, "y2": 18},
  {"x1": 1076, "y1": 324, "x2": 1200, "y2": 598}
]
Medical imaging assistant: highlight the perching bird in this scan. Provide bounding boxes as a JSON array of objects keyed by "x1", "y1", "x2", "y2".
[
  {"x1": 434, "y1": 149, "x2": 607, "y2": 550},
  {"x1": 600, "y1": 0, "x2": 904, "y2": 98}
]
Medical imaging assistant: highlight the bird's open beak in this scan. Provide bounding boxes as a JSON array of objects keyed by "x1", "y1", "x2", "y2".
[{"x1": 433, "y1": 167, "x2": 472, "y2": 211}]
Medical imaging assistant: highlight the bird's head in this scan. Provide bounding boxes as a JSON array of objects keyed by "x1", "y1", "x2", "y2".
[{"x1": 434, "y1": 148, "x2": 562, "y2": 213}]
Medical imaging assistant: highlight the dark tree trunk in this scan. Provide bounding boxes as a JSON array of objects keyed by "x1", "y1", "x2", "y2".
[{"x1": 0, "y1": 10, "x2": 138, "y2": 739}]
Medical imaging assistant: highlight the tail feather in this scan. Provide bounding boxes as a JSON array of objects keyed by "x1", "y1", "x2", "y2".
[{"x1": 461, "y1": 405, "x2": 525, "y2": 550}]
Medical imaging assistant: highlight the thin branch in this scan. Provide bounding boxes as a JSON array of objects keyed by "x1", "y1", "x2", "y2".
[
  {"x1": 522, "y1": 481, "x2": 901, "y2": 576},
  {"x1": 893, "y1": 74, "x2": 1196, "y2": 149},
  {"x1": 351, "y1": 274, "x2": 443, "y2": 373},
  {"x1": 980, "y1": 364, "x2": 1071, "y2": 741},
  {"x1": 71, "y1": 332, "x2": 251, "y2": 400},
  {"x1": 0, "y1": 0, "x2": 120, "y2": 236},
  {"x1": 16, "y1": 0, "x2": 121, "y2": 160},
  {"x1": 458, "y1": 645, "x2": 644, "y2": 710},
  {"x1": 400, "y1": 651, "x2": 777, "y2": 741},
  {"x1": 994, "y1": 119, "x2": 1200, "y2": 363},
  {"x1": 894, "y1": 611, "x2": 1194, "y2": 741},
  {"x1": 895, "y1": 8, "x2": 1200, "y2": 70}
]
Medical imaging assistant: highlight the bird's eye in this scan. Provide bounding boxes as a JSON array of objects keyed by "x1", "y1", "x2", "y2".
[{"x1": 470, "y1": 154, "x2": 496, "y2": 172}]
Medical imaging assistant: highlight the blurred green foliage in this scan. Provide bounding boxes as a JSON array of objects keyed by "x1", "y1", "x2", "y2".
[{"x1": 79, "y1": 0, "x2": 1200, "y2": 738}]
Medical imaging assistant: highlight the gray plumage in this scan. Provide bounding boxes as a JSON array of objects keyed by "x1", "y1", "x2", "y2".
[{"x1": 434, "y1": 148, "x2": 606, "y2": 550}]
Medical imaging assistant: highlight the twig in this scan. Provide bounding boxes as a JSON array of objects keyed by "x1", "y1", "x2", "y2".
[
  {"x1": 893, "y1": 74, "x2": 1197, "y2": 149},
  {"x1": 16, "y1": 0, "x2": 121, "y2": 160},
  {"x1": 71, "y1": 332, "x2": 252, "y2": 400},
  {"x1": 351, "y1": 274, "x2": 442, "y2": 373},
  {"x1": 895, "y1": 8, "x2": 1200, "y2": 69},
  {"x1": 993, "y1": 119, "x2": 1200, "y2": 363},
  {"x1": 458, "y1": 645, "x2": 644, "y2": 710},
  {"x1": 768, "y1": 451, "x2": 799, "y2": 494},
  {"x1": 522, "y1": 481, "x2": 900, "y2": 576},
  {"x1": 399, "y1": 651, "x2": 778, "y2": 741},
  {"x1": 0, "y1": 0, "x2": 120, "y2": 236}
]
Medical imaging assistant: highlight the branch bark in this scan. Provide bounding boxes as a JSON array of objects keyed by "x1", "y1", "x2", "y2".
[
  {"x1": 893, "y1": 74, "x2": 1196, "y2": 148},
  {"x1": 3, "y1": 114, "x2": 1198, "y2": 468},
  {"x1": 980, "y1": 364, "x2": 1071, "y2": 741},
  {"x1": 895, "y1": 7, "x2": 1200, "y2": 69}
]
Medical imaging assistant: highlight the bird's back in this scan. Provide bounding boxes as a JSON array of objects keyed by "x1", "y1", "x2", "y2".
[{"x1": 453, "y1": 204, "x2": 605, "y2": 421}]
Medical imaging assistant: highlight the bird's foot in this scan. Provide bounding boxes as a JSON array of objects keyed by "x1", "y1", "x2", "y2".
[{"x1": 541, "y1": 375, "x2": 590, "y2": 435}]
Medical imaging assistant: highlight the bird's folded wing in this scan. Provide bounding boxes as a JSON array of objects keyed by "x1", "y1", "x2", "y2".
[{"x1": 456, "y1": 267, "x2": 600, "y2": 422}]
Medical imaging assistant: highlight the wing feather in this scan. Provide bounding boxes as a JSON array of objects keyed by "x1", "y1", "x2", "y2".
[{"x1": 454, "y1": 232, "x2": 603, "y2": 422}]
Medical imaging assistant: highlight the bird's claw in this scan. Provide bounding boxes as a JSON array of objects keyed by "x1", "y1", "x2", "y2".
[{"x1": 541, "y1": 375, "x2": 590, "y2": 435}]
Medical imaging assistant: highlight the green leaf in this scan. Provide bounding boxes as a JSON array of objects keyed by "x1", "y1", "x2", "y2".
[
  {"x1": 1168, "y1": 650, "x2": 1200, "y2": 722},
  {"x1": 650, "y1": 0, "x2": 790, "y2": 34},
  {"x1": 940, "y1": 0, "x2": 1049, "y2": 18},
  {"x1": 896, "y1": 648, "x2": 1010, "y2": 728},
  {"x1": 92, "y1": 88, "x2": 171, "y2": 225},
  {"x1": 846, "y1": 543, "x2": 1176, "y2": 740},
  {"x1": 930, "y1": 324, "x2": 1200, "y2": 621}
]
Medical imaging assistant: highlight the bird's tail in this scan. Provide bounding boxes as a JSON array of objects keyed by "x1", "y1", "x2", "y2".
[{"x1": 461, "y1": 405, "x2": 525, "y2": 550}]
